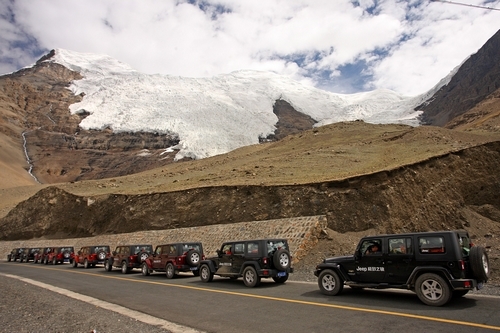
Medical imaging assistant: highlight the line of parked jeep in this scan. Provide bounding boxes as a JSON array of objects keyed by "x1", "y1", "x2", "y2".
[
  {"x1": 5, "y1": 230, "x2": 492, "y2": 306},
  {"x1": 6, "y1": 238, "x2": 294, "y2": 289}
]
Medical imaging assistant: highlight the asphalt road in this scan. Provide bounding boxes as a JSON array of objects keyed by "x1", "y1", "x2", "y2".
[{"x1": 1, "y1": 261, "x2": 500, "y2": 333}]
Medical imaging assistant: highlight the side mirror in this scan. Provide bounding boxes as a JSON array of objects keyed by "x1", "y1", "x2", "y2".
[
  {"x1": 112, "y1": 251, "x2": 117, "y2": 256},
  {"x1": 216, "y1": 249, "x2": 222, "y2": 257}
]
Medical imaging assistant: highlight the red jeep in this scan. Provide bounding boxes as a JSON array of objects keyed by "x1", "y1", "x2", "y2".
[
  {"x1": 45, "y1": 247, "x2": 75, "y2": 265},
  {"x1": 104, "y1": 244, "x2": 153, "y2": 274},
  {"x1": 34, "y1": 247, "x2": 51, "y2": 264},
  {"x1": 73, "y1": 245, "x2": 110, "y2": 268},
  {"x1": 141, "y1": 242, "x2": 204, "y2": 278}
]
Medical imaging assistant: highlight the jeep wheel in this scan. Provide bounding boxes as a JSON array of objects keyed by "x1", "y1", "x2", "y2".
[
  {"x1": 272, "y1": 249, "x2": 291, "y2": 270},
  {"x1": 19, "y1": 257, "x2": 24, "y2": 263},
  {"x1": 272, "y1": 274, "x2": 288, "y2": 284},
  {"x1": 318, "y1": 269, "x2": 343, "y2": 296},
  {"x1": 105, "y1": 260, "x2": 113, "y2": 272},
  {"x1": 200, "y1": 264, "x2": 213, "y2": 282},
  {"x1": 34, "y1": 258, "x2": 38, "y2": 264},
  {"x1": 166, "y1": 263, "x2": 176, "y2": 279},
  {"x1": 141, "y1": 262, "x2": 151, "y2": 276},
  {"x1": 52, "y1": 257, "x2": 57, "y2": 265},
  {"x1": 121, "y1": 261, "x2": 130, "y2": 274},
  {"x1": 470, "y1": 246, "x2": 490, "y2": 282},
  {"x1": 84, "y1": 259, "x2": 90, "y2": 269},
  {"x1": 139, "y1": 252, "x2": 149, "y2": 262},
  {"x1": 243, "y1": 266, "x2": 261, "y2": 287},
  {"x1": 186, "y1": 250, "x2": 201, "y2": 266},
  {"x1": 44, "y1": 258, "x2": 48, "y2": 265},
  {"x1": 97, "y1": 251, "x2": 106, "y2": 261},
  {"x1": 415, "y1": 273, "x2": 452, "y2": 306},
  {"x1": 72, "y1": 259, "x2": 78, "y2": 268}
]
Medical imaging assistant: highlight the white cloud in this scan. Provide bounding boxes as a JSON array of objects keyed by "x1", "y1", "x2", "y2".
[{"x1": 1, "y1": 0, "x2": 499, "y2": 95}]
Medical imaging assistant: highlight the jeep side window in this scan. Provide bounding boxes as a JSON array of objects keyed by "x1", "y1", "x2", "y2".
[
  {"x1": 362, "y1": 240, "x2": 382, "y2": 255},
  {"x1": 458, "y1": 235, "x2": 471, "y2": 256},
  {"x1": 168, "y1": 245, "x2": 177, "y2": 255},
  {"x1": 234, "y1": 243, "x2": 244, "y2": 255},
  {"x1": 222, "y1": 244, "x2": 232, "y2": 255},
  {"x1": 247, "y1": 242, "x2": 259, "y2": 254},
  {"x1": 389, "y1": 238, "x2": 412, "y2": 254},
  {"x1": 155, "y1": 247, "x2": 162, "y2": 255},
  {"x1": 419, "y1": 236, "x2": 445, "y2": 253}
]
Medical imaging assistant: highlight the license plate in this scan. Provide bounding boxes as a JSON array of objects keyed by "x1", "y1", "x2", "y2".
[
  {"x1": 190, "y1": 267, "x2": 198, "y2": 271},
  {"x1": 277, "y1": 271, "x2": 287, "y2": 277}
]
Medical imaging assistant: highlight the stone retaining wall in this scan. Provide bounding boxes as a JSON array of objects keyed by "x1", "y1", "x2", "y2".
[{"x1": 1, "y1": 215, "x2": 327, "y2": 263}]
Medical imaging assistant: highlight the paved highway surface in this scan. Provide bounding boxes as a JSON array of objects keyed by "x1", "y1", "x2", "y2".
[{"x1": 1, "y1": 261, "x2": 500, "y2": 333}]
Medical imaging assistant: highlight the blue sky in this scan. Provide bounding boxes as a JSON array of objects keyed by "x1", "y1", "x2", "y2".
[{"x1": 0, "y1": 0, "x2": 499, "y2": 96}]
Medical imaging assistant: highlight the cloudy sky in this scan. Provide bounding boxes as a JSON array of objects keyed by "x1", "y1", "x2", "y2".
[{"x1": 1, "y1": 0, "x2": 499, "y2": 96}]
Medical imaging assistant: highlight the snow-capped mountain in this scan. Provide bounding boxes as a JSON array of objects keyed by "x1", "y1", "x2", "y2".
[{"x1": 43, "y1": 49, "x2": 431, "y2": 161}]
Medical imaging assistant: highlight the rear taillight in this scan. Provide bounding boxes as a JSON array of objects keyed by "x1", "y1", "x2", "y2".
[
  {"x1": 177, "y1": 257, "x2": 183, "y2": 263},
  {"x1": 263, "y1": 257, "x2": 268, "y2": 265},
  {"x1": 459, "y1": 260, "x2": 465, "y2": 270}
]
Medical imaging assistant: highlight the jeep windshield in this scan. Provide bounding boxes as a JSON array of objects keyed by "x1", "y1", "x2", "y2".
[
  {"x1": 267, "y1": 240, "x2": 288, "y2": 254},
  {"x1": 132, "y1": 245, "x2": 153, "y2": 254},
  {"x1": 93, "y1": 246, "x2": 110, "y2": 253},
  {"x1": 182, "y1": 244, "x2": 201, "y2": 253}
]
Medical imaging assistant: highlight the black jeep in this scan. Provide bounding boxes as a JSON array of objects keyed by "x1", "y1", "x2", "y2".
[
  {"x1": 314, "y1": 230, "x2": 490, "y2": 306},
  {"x1": 199, "y1": 239, "x2": 293, "y2": 287},
  {"x1": 7, "y1": 248, "x2": 25, "y2": 262},
  {"x1": 105, "y1": 244, "x2": 153, "y2": 274},
  {"x1": 21, "y1": 248, "x2": 41, "y2": 263}
]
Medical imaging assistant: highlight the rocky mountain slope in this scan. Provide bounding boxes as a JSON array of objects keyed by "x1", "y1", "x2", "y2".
[{"x1": 418, "y1": 29, "x2": 500, "y2": 127}]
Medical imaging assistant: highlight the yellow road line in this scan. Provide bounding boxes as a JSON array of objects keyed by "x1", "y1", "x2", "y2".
[{"x1": 10, "y1": 264, "x2": 500, "y2": 331}]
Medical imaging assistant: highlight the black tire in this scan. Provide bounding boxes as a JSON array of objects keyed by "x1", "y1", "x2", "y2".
[
  {"x1": 186, "y1": 250, "x2": 201, "y2": 266},
  {"x1": 415, "y1": 273, "x2": 452, "y2": 306},
  {"x1": 200, "y1": 264, "x2": 213, "y2": 282},
  {"x1": 121, "y1": 261, "x2": 130, "y2": 274},
  {"x1": 52, "y1": 257, "x2": 57, "y2": 265},
  {"x1": 272, "y1": 274, "x2": 288, "y2": 284},
  {"x1": 105, "y1": 259, "x2": 113, "y2": 272},
  {"x1": 273, "y1": 249, "x2": 291, "y2": 270},
  {"x1": 470, "y1": 246, "x2": 490, "y2": 282},
  {"x1": 141, "y1": 262, "x2": 151, "y2": 276},
  {"x1": 97, "y1": 251, "x2": 106, "y2": 261},
  {"x1": 44, "y1": 258, "x2": 48, "y2": 265},
  {"x1": 34, "y1": 258, "x2": 38, "y2": 264},
  {"x1": 19, "y1": 257, "x2": 24, "y2": 263},
  {"x1": 318, "y1": 269, "x2": 343, "y2": 296},
  {"x1": 7, "y1": 255, "x2": 11, "y2": 262},
  {"x1": 139, "y1": 252, "x2": 149, "y2": 263},
  {"x1": 72, "y1": 259, "x2": 78, "y2": 268},
  {"x1": 243, "y1": 266, "x2": 261, "y2": 287},
  {"x1": 166, "y1": 263, "x2": 176, "y2": 279},
  {"x1": 84, "y1": 259, "x2": 89, "y2": 269}
]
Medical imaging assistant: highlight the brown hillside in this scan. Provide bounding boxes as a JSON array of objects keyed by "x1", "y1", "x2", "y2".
[{"x1": 1, "y1": 121, "x2": 500, "y2": 282}]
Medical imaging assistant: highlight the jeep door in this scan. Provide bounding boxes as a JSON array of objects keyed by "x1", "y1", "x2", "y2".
[
  {"x1": 231, "y1": 242, "x2": 246, "y2": 274},
  {"x1": 385, "y1": 237, "x2": 415, "y2": 284},
  {"x1": 354, "y1": 239, "x2": 386, "y2": 282},
  {"x1": 216, "y1": 243, "x2": 235, "y2": 275}
]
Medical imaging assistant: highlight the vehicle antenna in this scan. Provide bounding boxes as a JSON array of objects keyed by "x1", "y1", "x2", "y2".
[{"x1": 430, "y1": 0, "x2": 500, "y2": 11}]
